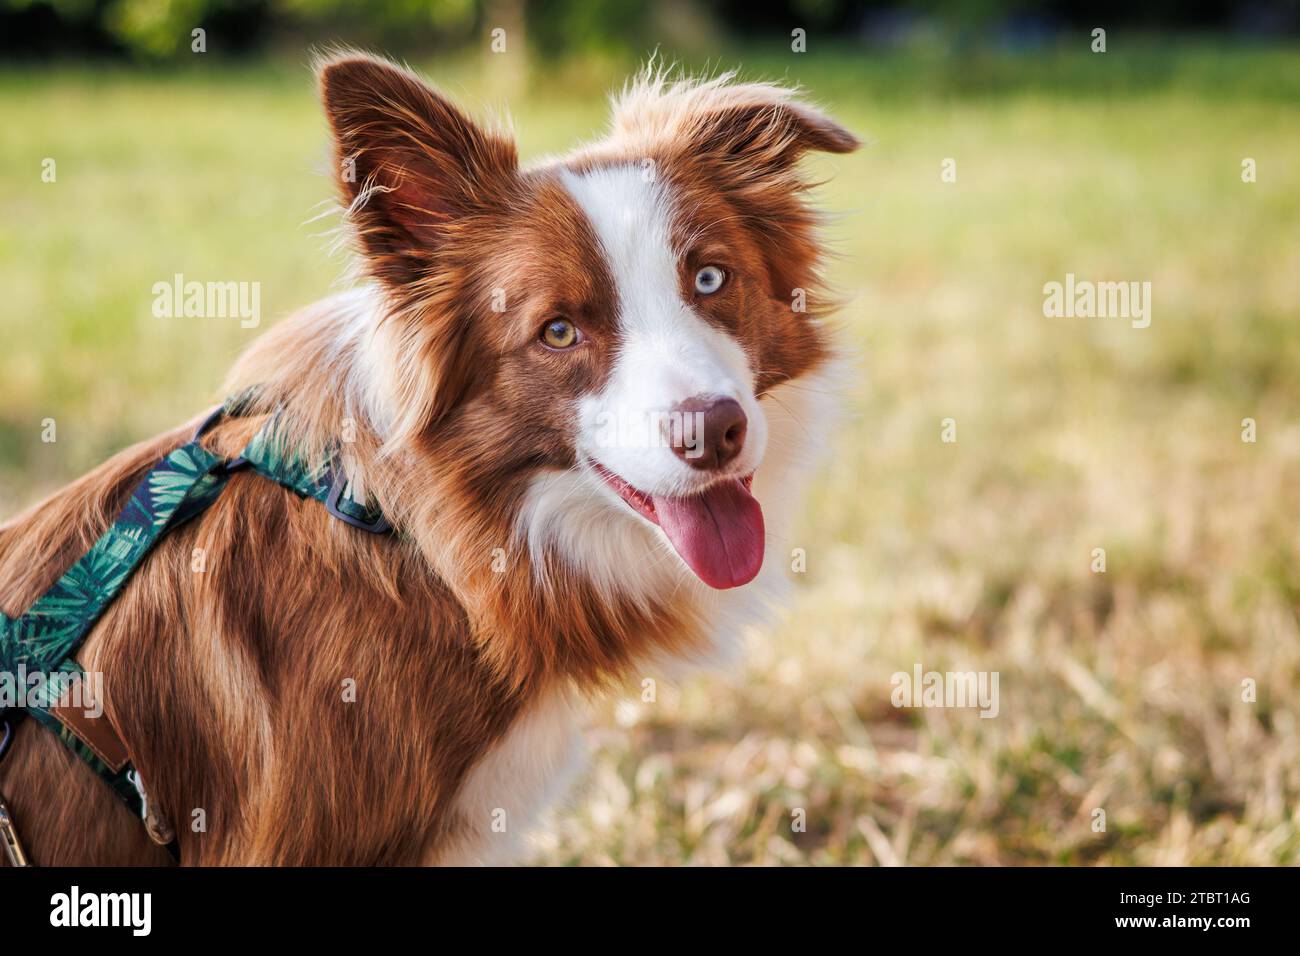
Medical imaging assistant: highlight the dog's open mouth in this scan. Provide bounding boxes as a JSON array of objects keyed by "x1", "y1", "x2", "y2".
[{"x1": 589, "y1": 462, "x2": 764, "y2": 590}]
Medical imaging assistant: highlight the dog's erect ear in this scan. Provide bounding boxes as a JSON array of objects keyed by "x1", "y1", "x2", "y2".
[
  {"x1": 608, "y1": 78, "x2": 856, "y2": 308},
  {"x1": 611, "y1": 75, "x2": 857, "y2": 181},
  {"x1": 317, "y1": 53, "x2": 518, "y2": 287},
  {"x1": 690, "y1": 94, "x2": 859, "y2": 173}
]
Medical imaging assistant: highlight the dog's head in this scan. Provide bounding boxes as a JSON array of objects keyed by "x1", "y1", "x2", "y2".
[{"x1": 319, "y1": 54, "x2": 856, "y2": 592}]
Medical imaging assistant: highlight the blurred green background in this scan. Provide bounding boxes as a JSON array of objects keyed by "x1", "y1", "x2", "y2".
[{"x1": 3, "y1": 2, "x2": 1300, "y2": 864}]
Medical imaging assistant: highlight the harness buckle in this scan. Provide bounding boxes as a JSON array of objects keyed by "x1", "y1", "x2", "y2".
[{"x1": 325, "y1": 469, "x2": 392, "y2": 534}]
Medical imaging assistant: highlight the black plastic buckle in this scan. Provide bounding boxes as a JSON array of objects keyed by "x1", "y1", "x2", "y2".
[{"x1": 325, "y1": 470, "x2": 392, "y2": 534}]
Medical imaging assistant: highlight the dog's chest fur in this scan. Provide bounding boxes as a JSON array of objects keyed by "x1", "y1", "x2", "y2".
[{"x1": 430, "y1": 688, "x2": 585, "y2": 864}]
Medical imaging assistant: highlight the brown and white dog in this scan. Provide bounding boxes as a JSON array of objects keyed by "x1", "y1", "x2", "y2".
[{"x1": 0, "y1": 53, "x2": 856, "y2": 865}]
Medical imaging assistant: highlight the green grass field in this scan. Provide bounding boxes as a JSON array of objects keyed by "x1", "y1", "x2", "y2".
[{"x1": 2, "y1": 42, "x2": 1299, "y2": 864}]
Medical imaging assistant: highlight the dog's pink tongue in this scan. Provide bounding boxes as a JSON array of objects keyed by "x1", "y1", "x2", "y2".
[{"x1": 652, "y1": 480, "x2": 764, "y2": 589}]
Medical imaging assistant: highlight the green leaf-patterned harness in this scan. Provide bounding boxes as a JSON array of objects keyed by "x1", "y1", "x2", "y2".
[{"x1": 0, "y1": 392, "x2": 391, "y2": 864}]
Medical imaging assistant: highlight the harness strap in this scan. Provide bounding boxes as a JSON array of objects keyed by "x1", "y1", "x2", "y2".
[
  {"x1": 0, "y1": 395, "x2": 392, "y2": 862},
  {"x1": 2, "y1": 436, "x2": 233, "y2": 829},
  {"x1": 237, "y1": 411, "x2": 390, "y2": 533}
]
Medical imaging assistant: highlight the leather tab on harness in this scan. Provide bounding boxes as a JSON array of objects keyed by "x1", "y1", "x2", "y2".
[{"x1": 48, "y1": 699, "x2": 130, "y2": 774}]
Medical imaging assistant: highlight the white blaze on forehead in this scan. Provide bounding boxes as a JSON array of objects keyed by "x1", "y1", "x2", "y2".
[
  {"x1": 561, "y1": 165, "x2": 680, "y2": 336},
  {"x1": 559, "y1": 163, "x2": 766, "y2": 496}
]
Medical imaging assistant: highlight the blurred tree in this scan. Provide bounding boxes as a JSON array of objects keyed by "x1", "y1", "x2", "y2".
[
  {"x1": 528, "y1": 0, "x2": 653, "y2": 56},
  {"x1": 0, "y1": 0, "x2": 1295, "y2": 60},
  {"x1": 107, "y1": 0, "x2": 223, "y2": 57}
]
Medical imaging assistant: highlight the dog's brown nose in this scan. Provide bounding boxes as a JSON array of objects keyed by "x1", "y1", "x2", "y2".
[{"x1": 667, "y1": 396, "x2": 748, "y2": 471}]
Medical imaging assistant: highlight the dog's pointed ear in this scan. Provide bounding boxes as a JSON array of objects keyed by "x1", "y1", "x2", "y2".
[
  {"x1": 317, "y1": 53, "x2": 518, "y2": 287},
  {"x1": 613, "y1": 80, "x2": 855, "y2": 308},
  {"x1": 688, "y1": 90, "x2": 859, "y2": 177}
]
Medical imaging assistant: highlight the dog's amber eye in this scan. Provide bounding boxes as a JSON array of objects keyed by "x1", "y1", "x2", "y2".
[
  {"x1": 541, "y1": 318, "x2": 580, "y2": 349},
  {"x1": 694, "y1": 265, "x2": 726, "y2": 296}
]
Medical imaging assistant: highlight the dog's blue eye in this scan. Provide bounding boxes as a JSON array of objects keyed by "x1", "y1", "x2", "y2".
[{"x1": 694, "y1": 266, "x2": 726, "y2": 296}]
